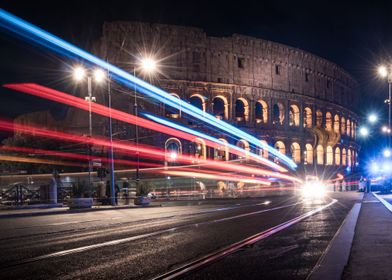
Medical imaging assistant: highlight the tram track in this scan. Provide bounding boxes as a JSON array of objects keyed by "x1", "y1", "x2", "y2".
[{"x1": 0, "y1": 200, "x2": 305, "y2": 270}]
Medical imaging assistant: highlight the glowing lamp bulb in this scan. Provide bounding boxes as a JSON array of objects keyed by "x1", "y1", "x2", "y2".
[
  {"x1": 141, "y1": 58, "x2": 157, "y2": 73},
  {"x1": 359, "y1": 127, "x2": 369, "y2": 137},
  {"x1": 94, "y1": 68, "x2": 105, "y2": 82},
  {"x1": 383, "y1": 148, "x2": 392, "y2": 158},
  {"x1": 378, "y1": 66, "x2": 388, "y2": 78},
  {"x1": 73, "y1": 66, "x2": 86, "y2": 81},
  {"x1": 368, "y1": 114, "x2": 377, "y2": 123}
]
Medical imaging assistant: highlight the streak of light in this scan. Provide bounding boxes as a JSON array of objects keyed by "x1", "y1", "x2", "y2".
[
  {"x1": 3, "y1": 83, "x2": 283, "y2": 171},
  {"x1": 0, "y1": 146, "x2": 161, "y2": 168},
  {"x1": 159, "y1": 170, "x2": 271, "y2": 185},
  {"x1": 0, "y1": 120, "x2": 301, "y2": 183},
  {"x1": 0, "y1": 9, "x2": 297, "y2": 169},
  {"x1": 0, "y1": 155, "x2": 85, "y2": 167}
]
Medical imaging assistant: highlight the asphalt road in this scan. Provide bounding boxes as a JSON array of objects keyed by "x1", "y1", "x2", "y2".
[{"x1": 0, "y1": 191, "x2": 362, "y2": 280}]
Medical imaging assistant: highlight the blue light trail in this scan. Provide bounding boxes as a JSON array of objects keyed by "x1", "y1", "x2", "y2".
[{"x1": 0, "y1": 8, "x2": 297, "y2": 169}]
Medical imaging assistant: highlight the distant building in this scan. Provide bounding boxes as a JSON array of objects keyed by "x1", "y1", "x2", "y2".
[{"x1": 98, "y1": 22, "x2": 359, "y2": 174}]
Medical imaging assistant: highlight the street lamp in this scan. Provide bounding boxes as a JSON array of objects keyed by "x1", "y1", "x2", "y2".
[
  {"x1": 378, "y1": 65, "x2": 392, "y2": 146},
  {"x1": 133, "y1": 56, "x2": 158, "y2": 190},
  {"x1": 368, "y1": 113, "x2": 378, "y2": 124},
  {"x1": 359, "y1": 126, "x2": 369, "y2": 137},
  {"x1": 73, "y1": 66, "x2": 105, "y2": 193}
]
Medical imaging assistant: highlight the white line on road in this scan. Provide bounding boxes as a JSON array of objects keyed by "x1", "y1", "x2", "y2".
[{"x1": 3, "y1": 200, "x2": 303, "y2": 268}]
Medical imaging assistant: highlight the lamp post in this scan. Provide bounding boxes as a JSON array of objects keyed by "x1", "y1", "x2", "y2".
[
  {"x1": 73, "y1": 66, "x2": 105, "y2": 194},
  {"x1": 378, "y1": 65, "x2": 392, "y2": 146},
  {"x1": 133, "y1": 57, "x2": 157, "y2": 190}
]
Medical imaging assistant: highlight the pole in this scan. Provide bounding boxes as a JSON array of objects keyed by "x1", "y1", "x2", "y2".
[
  {"x1": 134, "y1": 68, "x2": 140, "y2": 190},
  {"x1": 389, "y1": 80, "x2": 391, "y2": 147},
  {"x1": 87, "y1": 76, "x2": 93, "y2": 193},
  {"x1": 108, "y1": 76, "x2": 116, "y2": 205}
]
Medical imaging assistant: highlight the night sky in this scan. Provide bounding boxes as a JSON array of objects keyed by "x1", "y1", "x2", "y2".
[{"x1": 1, "y1": 0, "x2": 392, "y2": 154}]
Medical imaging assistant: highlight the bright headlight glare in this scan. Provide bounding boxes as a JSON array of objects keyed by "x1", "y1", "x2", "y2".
[{"x1": 301, "y1": 182, "x2": 326, "y2": 199}]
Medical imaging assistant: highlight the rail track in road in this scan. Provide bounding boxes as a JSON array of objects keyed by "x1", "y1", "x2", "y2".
[
  {"x1": 0, "y1": 199, "x2": 306, "y2": 270},
  {"x1": 152, "y1": 199, "x2": 337, "y2": 280}
]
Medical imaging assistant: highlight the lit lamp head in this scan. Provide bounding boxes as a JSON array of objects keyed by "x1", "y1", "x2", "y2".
[
  {"x1": 368, "y1": 114, "x2": 378, "y2": 124},
  {"x1": 73, "y1": 66, "x2": 86, "y2": 81},
  {"x1": 378, "y1": 65, "x2": 388, "y2": 78},
  {"x1": 383, "y1": 148, "x2": 392, "y2": 158},
  {"x1": 359, "y1": 127, "x2": 369, "y2": 137},
  {"x1": 140, "y1": 57, "x2": 157, "y2": 73},
  {"x1": 93, "y1": 68, "x2": 106, "y2": 83}
]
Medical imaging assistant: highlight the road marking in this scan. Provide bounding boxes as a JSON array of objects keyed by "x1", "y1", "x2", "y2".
[
  {"x1": 372, "y1": 192, "x2": 392, "y2": 212},
  {"x1": 153, "y1": 199, "x2": 337, "y2": 280},
  {"x1": 1, "y1": 201, "x2": 302, "y2": 268}
]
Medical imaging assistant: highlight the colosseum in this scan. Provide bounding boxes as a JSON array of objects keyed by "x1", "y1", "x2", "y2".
[{"x1": 94, "y1": 21, "x2": 360, "y2": 176}]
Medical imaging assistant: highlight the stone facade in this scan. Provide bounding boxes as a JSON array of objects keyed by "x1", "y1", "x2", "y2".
[{"x1": 97, "y1": 22, "x2": 360, "y2": 173}]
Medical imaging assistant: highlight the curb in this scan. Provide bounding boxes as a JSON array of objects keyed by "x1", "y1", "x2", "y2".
[{"x1": 307, "y1": 198, "x2": 362, "y2": 280}]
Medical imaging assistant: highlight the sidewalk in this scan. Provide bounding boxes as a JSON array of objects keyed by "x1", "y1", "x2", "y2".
[{"x1": 343, "y1": 192, "x2": 392, "y2": 279}]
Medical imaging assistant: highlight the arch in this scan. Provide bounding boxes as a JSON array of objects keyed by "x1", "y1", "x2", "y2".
[
  {"x1": 189, "y1": 94, "x2": 206, "y2": 112},
  {"x1": 326, "y1": 146, "x2": 333, "y2": 165},
  {"x1": 335, "y1": 147, "x2": 341, "y2": 166},
  {"x1": 305, "y1": 143, "x2": 313, "y2": 164},
  {"x1": 191, "y1": 137, "x2": 206, "y2": 160},
  {"x1": 236, "y1": 139, "x2": 250, "y2": 160},
  {"x1": 303, "y1": 107, "x2": 312, "y2": 128},
  {"x1": 290, "y1": 142, "x2": 301, "y2": 163},
  {"x1": 212, "y1": 96, "x2": 228, "y2": 120},
  {"x1": 341, "y1": 117, "x2": 346, "y2": 135},
  {"x1": 165, "y1": 138, "x2": 182, "y2": 163},
  {"x1": 316, "y1": 145, "x2": 324, "y2": 165},
  {"x1": 273, "y1": 103, "x2": 285, "y2": 125},
  {"x1": 235, "y1": 98, "x2": 249, "y2": 122},
  {"x1": 348, "y1": 149, "x2": 352, "y2": 167},
  {"x1": 259, "y1": 140, "x2": 269, "y2": 158},
  {"x1": 351, "y1": 122, "x2": 355, "y2": 138},
  {"x1": 334, "y1": 114, "x2": 340, "y2": 133},
  {"x1": 316, "y1": 110, "x2": 323, "y2": 128},
  {"x1": 342, "y1": 148, "x2": 347, "y2": 166},
  {"x1": 325, "y1": 112, "x2": 332, "y2": 131},
  {"x1": 274, "y1": 141, "x2": 286, "y2": 155},
  {"x1": 214, "y1": 138, "x2": 229, "y2": 161},
  {"x1": 165, "y1": 93, "x2": 181, "y2": 118},
  {"x1": 346, "y1": 119, "x2": 351, "y2": 137},
  {"x1": 255, "y1": 100, "x2": 268, "y2": 124},
  {"x1": 289, "y1": 104, "x2": 300, "y2": 127}
]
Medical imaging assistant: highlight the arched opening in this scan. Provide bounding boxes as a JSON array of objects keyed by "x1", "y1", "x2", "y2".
[
  {"x1": 165, "y1": 138, "x2": 182, "y2": 164},
  {"x1": 274, "y1": 141, "x2": 286, "y2": 163},
  {"x1": 236, "y1": 139, "x2": 250, "y2": 160},
  {"x1": 305, "y1": 144, "x2": 313, "y2": 164},
  {"x1": 325, "y1": 112, "x2": 332, "y2": 131},
  {"x1": 326, "y1": 146, "x2": 333, "y2": 165},
  {"x1": 316, "y1": 145, "x2": 324, "y2": 165},
  {"x1": 259, "y1": 140, "x2": 269, "y2": 158},
  {"x1": 214, "y1": 138, "x2": 229, "y2": 161},
  {"x1": 341, "y1": 117, "x2": 346, "y2": 135},
  {"x1": 290, "y1": 142, "x2": 301, "y2": 163},
  {"x1": 212, "y1": 96, "x2": 228, "y2": 120},
  {"x1": 351, "y1": 122, "x2": 356, "y2": 138},
  {"x1": 303, "y1": 107, "x2": 312, "y2": 128},
  {"x1": 273, "y1": 103, "x2": 285, "y2": 125},
  {"x1": 255, "y1": 100, "x2": 268, "y2": 124},
  {"x1": 347, "y1": 119, "x2": 351, "y2": 137},
  {"x1": 335, "y1": 147, "x2": 341, "y2": 166},
  {"x1": 191, "y1": 138, "x2": 206, "y2": 160},
  {"x1": 316, "y1": 110, "x2": 323, "y2": 128},
  {"x1": 189, "y1": 94, "x2": 206, "y2": 112},
  {"x1": 348, "y1": 149, "x2": 352, "y2": 167},
  {"x1": 342, "y1": 148, "x2": 347, "y2": 166},
  {"x1": 165, "y1": 93, "x2": 181, "y2": 118},
  {"x1": 235, "y1": 98, "x2": 249, "y2": 122},
  {"x1": 289, "y1": 104, "x2": 300, "y2": 127},
  {"x1": 334, "y1": 114, "x2": 340, "y2": 133}
]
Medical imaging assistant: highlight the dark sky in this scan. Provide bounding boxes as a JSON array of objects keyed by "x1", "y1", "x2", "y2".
[{"x1": 1, "y1": 0, "x2": 392, "y2": 151}]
